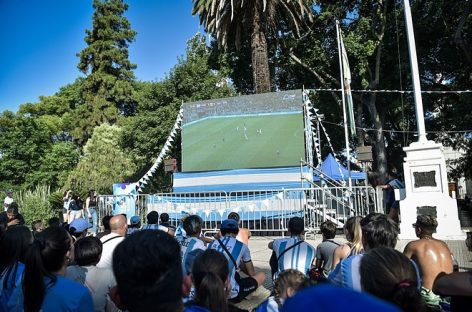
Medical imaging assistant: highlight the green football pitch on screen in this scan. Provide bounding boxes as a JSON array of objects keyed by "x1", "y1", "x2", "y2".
[{"x1": 182, "y1": 112, "x2": 306, "y2": 172}]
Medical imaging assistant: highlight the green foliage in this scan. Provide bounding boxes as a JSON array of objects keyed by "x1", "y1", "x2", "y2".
[
  {"x1": 16, "y1": 185, "x2": 57, "y2": 226},
  {"x1": 65, "y1": 123, "x2": 136, "y2": 195},
  {"x1": 75, "y1": 0, "x2": 137, "y2": 145}
]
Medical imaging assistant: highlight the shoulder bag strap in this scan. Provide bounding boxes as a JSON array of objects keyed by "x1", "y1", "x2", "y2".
[
  {"x1": 102, "y1": 235, "x2": 122, "y2": 245},
  {"x1": 277, "y1": 240, "x2": 305, "y2": 261},
  {"x1": 217, "y1": 238, "x2": 239, "y2": 269}
]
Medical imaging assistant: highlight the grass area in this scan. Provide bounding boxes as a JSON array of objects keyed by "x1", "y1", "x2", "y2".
[{"x1": 182, "y1": 113, "x2": 305, "y2": 171}]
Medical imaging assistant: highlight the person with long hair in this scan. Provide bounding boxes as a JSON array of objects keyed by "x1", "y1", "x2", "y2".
[
  {"x1": 18, "y1": 226, "x2": 93, "y2": 311},
  {"x1": 360, "y1": 246, "x2": 425, "y2": 312},
  {"x1": 332, "y1": 216, "x2": 363, "y2": 269},
  {"x1": 85, "y1": 189, "x2": 98, "y2": 234},
  {"x1": 185, "y1": 249, "x2": 243, "y2": 312},
  {"x1": 0, "y1": 226, "x2": 32, "y2": 311}
]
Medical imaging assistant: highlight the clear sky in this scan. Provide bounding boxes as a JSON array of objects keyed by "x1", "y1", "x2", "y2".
[{"x1": 0, "y1": 0, "x2": 201, "y2": 112}]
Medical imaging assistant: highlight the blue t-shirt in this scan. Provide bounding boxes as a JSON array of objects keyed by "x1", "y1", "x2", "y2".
[
  {"x1": 272, "y1": 237, "x2": 315, "y2": 277},
  {"x1": 8, "y1": 275, "x2": 93, "y2": 312},
  {"x1": 0, "y1": 262, "x2": 24, "y2": 311}
]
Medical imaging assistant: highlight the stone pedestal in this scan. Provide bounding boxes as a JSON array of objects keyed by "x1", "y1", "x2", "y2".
[{"x1": 398, "y1": 140, "x2": 465, "y2": 240}]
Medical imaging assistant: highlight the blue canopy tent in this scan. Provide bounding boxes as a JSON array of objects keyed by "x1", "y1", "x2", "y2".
[{"x1": 313, "y1": 154, "x2": 366, "y2": 181}]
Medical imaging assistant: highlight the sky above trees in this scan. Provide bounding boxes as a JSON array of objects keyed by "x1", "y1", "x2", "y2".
[{"x1": 0, "y1": 0, "x2": 200, "y2": 112}]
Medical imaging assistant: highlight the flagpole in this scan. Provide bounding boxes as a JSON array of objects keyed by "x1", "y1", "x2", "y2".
[
  {"x1": 403, "y1": 0, "x2": 427, "y2": 142},
  {"x1": 336, "y1": 20, "x2": 353, "y2": 208}
]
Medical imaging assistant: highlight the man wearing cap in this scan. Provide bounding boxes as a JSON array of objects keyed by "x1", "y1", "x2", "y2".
[
  {"x1": 97, "y1": 214, "x2": 128, "y2": 269},
  {"x1": 268, "y1": 217, "x2": 316, "y2": 279},
  {"x1": 69, "y1": 218, "x2": 92, "y2": 241},
  {"x1": 3, "y1": 190, "x2": 13, "y2": 211},
  {"x1": 207, "y1": 219, "x2": 266, "y2": 303},
  {"x1": 127, "y1": 215, "x2": 141, "y2": 235},
  {"x1": 403, "y1": 215, "x2": 453, "y2": 309}
]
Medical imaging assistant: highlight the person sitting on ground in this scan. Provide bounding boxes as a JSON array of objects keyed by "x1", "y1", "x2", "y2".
[
  {"x1": 111, "y1": 230, "x2": 183, "y2": 312},
  {"x1": 16, "y1": 226, "x2": 93, "y2": 311},
  {"x1": 0, "y1": 203, "x2": 25, "y2": 228},
  {"x1": 185, "y1": 249, "x2": 245, "y2": 312},
  {"x1": 65, "y1": 236, "x2": 116, "y2": 312},
  {"x1": 127, "y1": 215, "x2": 141, "y2": 236},
  {"x1": 361, "y1": 246, "x2": 425, "y2": 312},
  {"x1": 179, "y1": 215, "x2": 206, "y2": 266},
  {"x1": 96, "y1": 214, "x2": 127, "y2": 269},
  {"x1": 48, "y1": 216, "x2": 61, "y2": 227},
  {"x1": 332, "y1": 216, "x2": 363, "y2": 269},
  {"x1": 208, "y1": 219, "x2": 266, "y2": 303},
  {"x1": 31, "y1": 220, "x2": 44, "y2": 237},
  {"x1": 268, "y1": 217, "x2": 316, "y2": 279},
  {"x1": 214, "y1": 212, "x2": 251, "y2": 245},
  {"x1": 314, "y1": 220, "x2": 343, "y2": 278},
  {"x1": 182, "y1": 249, "x2": 205, "y2": 304},
  {"x1": 256, "y1": 269, "x2": 311, "y2": 312},
  {"x1": 0, "y1": 226, "x2": 33, "y2": 311},
  {"x1": 160, "y1": 212, "x2": 176, "y2": 231},
  {"x1": 69, "y1": 218, "x2": 91, "y2": 242},
  {"x1": 142, "y1": 211, "x2": 175, "y2": 236},
  {"x1": 328, "y1": 213, "x2": 399, "y2": 291},
  {"x1": 403, "y1": 215, "x2": 453, "y2": 310}
]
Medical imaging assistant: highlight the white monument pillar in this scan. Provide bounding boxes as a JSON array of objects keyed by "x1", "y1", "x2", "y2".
[{"x1": 398, "y1": 0, "x2": 465, "y2": 240}]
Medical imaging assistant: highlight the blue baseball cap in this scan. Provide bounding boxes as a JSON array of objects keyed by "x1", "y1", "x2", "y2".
[
  {"x1": 70, "y1": 218, "x2": 91, "y2": 233},
  {"x1": 281, "y1": 285, "x2": 400, "y2": 312},
  {"x1": 220, "y1": 219, "x2": 239, "y2": 231},
  {"x1": 130, "y1": 215, "x2": 141, "y2": 225}
]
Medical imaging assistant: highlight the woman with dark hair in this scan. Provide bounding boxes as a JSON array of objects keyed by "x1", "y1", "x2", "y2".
[
  {"x1": 18, "y1": 226, "x2": 93, "y2": 311},
  {"x1": 0, "y1": 226, "x2": 33, "y2": 310},
  {"x1": 66, "y1": 236, "x2": 116, "y2": 311},
  {"x1": 360, "y1": 246, "x2": 425, "y2": 312},
  {"x1": 332, "y1": 216, "x2": 363, "y2": 269},
  {"x1": 185, "y1": 249, "x2": 243, "y2": 312},
  {"x1": 85, "y1": 190, "x2": 98, "y2": 234}
]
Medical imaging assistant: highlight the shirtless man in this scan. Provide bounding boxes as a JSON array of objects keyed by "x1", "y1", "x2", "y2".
[
  {"x1": 214, "y1": 212, "x2": 251, "y2": 244},
  {"x1": 403, "y1": 215, "x2": 453, "y2": 309}
]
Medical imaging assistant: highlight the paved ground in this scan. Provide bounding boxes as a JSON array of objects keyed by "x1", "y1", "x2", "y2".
[{"x1": 247, "y1": 234, "x2": 472, "y2": 290}]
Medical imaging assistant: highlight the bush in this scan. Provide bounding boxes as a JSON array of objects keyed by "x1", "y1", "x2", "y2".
[{"x1": 15, "y1": 185, "x2": 57, "y2": 226}]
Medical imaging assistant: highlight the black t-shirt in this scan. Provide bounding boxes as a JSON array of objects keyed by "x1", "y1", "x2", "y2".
[{"x1": 0, "y1": 211, "x2": 25, "y2": 226}]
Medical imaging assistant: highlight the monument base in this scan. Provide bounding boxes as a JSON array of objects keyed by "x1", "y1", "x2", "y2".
[{"x1": 398, "y1": 140, "x2": 465, "y2": 240}]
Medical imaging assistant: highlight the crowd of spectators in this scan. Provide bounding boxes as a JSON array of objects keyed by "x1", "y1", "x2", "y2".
[{"x1": 1, "y1": 200, "x2": 471, "y2": 311}]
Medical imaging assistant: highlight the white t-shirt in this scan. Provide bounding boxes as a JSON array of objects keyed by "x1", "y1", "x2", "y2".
[
  {"x1": 178, "y1": 236, "x2": 206, "y2": 267},
  {"x1": 208, "y1": 236, "x2": 251, "y2": 299},
  {"x1": 96, "y1": 233, "x2": 125, "y2": 269},
  {"x1": 65, "y1": 265, "x2": 116, "y2": 312},
  {"x1": 4, "y1": 196, "x2": 13, "y2": 211}
]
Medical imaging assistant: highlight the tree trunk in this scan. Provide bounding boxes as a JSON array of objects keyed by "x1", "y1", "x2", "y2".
[
  {"x1": 251, "y1": 6, "x2": 270, "y2": 93},
  {"x1": 366, "y1": 95, "x2": 388, "y2": 182}
]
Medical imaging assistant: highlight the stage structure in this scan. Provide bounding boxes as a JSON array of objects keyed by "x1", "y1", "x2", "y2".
[{"x1": 113, "y1": 90, "x2": 375, "y2": 233}]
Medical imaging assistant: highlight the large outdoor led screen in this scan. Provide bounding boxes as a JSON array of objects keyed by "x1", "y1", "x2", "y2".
[{"x1": 181, "y1": 90, "x2": 306, "y2": 172}]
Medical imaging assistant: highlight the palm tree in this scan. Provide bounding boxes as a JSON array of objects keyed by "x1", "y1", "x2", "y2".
[{"x1": 192, "y1": 0, "x2": 314, "y2": 94}]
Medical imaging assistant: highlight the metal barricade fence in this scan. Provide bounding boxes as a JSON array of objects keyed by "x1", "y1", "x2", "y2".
[{"x1": 97, "y1": 186, "x2": 379, "y2": 235}]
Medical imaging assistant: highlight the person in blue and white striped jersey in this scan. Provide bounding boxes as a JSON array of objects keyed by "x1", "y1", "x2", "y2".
[
  {"x1": 178, "y1": 215, "x2": 206, "y2": 266},
  {"x1": 268, "y1": 217, "x2": 316, "y2": 280},
  {"x1": 208, "y1": 219, "x2": 266, "y2": 303}
]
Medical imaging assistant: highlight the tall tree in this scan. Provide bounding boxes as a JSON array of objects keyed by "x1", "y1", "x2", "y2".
[
  {"x1": 76, "y1": 0, "x2": 137, "y2": 145},
  {"x1": 192, "y1": 0, "x2": 314, "y2": 93}
]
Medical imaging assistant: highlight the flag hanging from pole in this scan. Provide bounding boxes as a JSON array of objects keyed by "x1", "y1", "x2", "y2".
[{"x1": 340, "y1": 33, "x2": 357, "y2": 136}]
